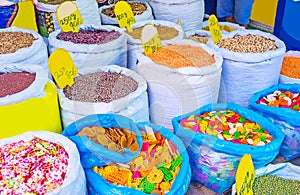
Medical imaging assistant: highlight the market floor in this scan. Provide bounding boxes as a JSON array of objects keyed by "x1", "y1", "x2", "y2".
[{"x1": 186, "y1": 155, "x2": 300, "y2": 195}]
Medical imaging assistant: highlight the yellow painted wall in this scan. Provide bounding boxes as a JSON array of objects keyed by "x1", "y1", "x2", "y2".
[{"x1": 250, "y1": 0, "x2": 278, "y2": 27}]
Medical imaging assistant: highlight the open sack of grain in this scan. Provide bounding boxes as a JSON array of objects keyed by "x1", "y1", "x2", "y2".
[{"x1": 279, "y1": 50, "x2": 300, "y2": 84}]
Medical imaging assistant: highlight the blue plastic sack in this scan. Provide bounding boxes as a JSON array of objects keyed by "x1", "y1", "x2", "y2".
[
  {"x1": 249, "y1": 84, "x2": 300, "y2": 160},
  {"x1": 172, "y1": 102, "x2": 285, "y2": 194},
  {"x1": 62, "y1": 114, "x2": 142, "y2": 169},
  {"x1": 86, "y1": 122, "x2": 191, "y2": 195}
]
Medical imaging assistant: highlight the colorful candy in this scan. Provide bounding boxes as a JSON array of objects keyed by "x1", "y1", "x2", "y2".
[
  {"x1": 179, "y1": 110, "x2": 273, "y2": 146},
  {"x1": 93, "y1": 127, "x2": 182, "y2": 194},
  {"x1": 257, "y1": 90, "x2": 300, "y2": 111},
  {"x1": 0, "y1": 137, "x2": 69, "y2": 194}
]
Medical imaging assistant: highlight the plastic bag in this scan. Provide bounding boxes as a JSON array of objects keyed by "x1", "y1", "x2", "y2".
[
  {"x1": 127, "y1": 19, "x2": 184, "y2": 70},
  {"x1": 58, "y1": 65, "x2": 149, "y2": 128},
  {"x1": 62, "y1": 114, "x2": 143, "y2": 169},
  {"x1": 0, "y1": 131, "x2": 87, "y2": 195},
  {"x1": 0, "y1": 27, "x2": 48, "y2": 69},
  {"x1": 136, "y1": 39, "x2": 223, "y2": 130},
  {"x1": 86, "y1": 122, "x2": 191, "y2": 195},
  {"x1": 207, "y1": 30, "x2": 286, "y2": 107},
  {"x1": 99, "y1": 1, "x2": 153, "y2": 26},
  {"x1": 172, "y1": 102, "x2": 285, "y2": 194},
  {"x1": 149, "y1": 0, "x2": 204, "y2": 32},
  {"x1": 279, "y1": 50, "x2": 300, "y2": 84},
  {"x1": 48, "y1": 25, "x2": 127, "y2": 68},
  {"x1": 249, "y1": 84, "x2": 300, "y2": 160}
]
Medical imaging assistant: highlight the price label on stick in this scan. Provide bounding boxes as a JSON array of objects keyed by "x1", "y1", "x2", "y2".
[
  {"x1": 48, "y1": 49, "x2": 78, "y2": 89},
  {"x1": 114, "y1": 1, "x2": 136, "y2": 32},
  {"x1": 141, "y1": 24, "x2": 162, "y2": 56},
  {"x1": 56, "y1": 1, "x2": 83, "y2": 32},
  {"x1": 236, "y1": 154, "x2": 256, "y2": 195},
  {"x1": 177, "y1": 19, "x2": 186, "y2": 38},
  {"x1": 208, "y1": 14, "x2": 222, "y2": 43}
]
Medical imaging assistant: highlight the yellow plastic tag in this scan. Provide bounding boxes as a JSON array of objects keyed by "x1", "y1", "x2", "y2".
[
  {"x1": 208, "y1": 14, "x2": 222, "y2": 43},
  {"x1": 56, "y1": 1, "x2": 83, "y2": 32},
  {"x1": 48, "y1": 49, "x2": 78, "y2": 89},
  {"x1": 141, "y1": 24, "x2": 162, "y2": 56},
  {"x1": 114, "y1": 1, "x2": 135, "y2": 32},
  {"x1": 236, "y1": 154, "x2": 256, "y2": 195}
]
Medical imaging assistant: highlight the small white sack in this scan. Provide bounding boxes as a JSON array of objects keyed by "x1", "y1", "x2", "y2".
[
  {"x1": 48, "y1": 25, "x2": 127, "y2": 68},
  {"x1": 0, "y1": 131, "x2": 87, "y2": 195},
  {"x1": 279, "y1": 50, "x2": 300, "y2": 84},
  {"x1": 136, "y1": 39, "x2": 223, "y2": 130},
  {"x1": 127, "y1": 19, "x2": 184, "y2": 70},
  {"x1": 0, "y1": 64, "x2": 48, "y2": 106},
  {"x1": 58, "y1": 65, "x2": 149, "y2": 127},
  {"x1": 99, "y1": 1, "x2": 153, "y2": 25},
  {"x1": 149, "y1": 0, "x2": 204, "y2": 32},
  {"x1": 0, "y1": 27, "x2": 48, "y2": 69},
  {"x1": 208, "y1": 29, "x2": 286, "y2": 107}
]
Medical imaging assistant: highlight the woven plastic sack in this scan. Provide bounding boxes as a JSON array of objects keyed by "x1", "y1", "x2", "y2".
[
  {"x1": 207, "y1": 30, "x2": 286, "y2": 107},
  {"x1": 86, "y1": 122, "x2": 191, "y2": 195},
  {"x1": 249, "y1": 84, "x2": 300, "y2": 160},
  {"x1": 127, "y1": 19, "x2": 184, "y2": 70},
  {"x1": 62, "y1": 114, "x2": 143, "y2": 169},
  {"x1": 136, "y1": 39, "x2": 223, "y2": 130},
  {"x1": 48, "y1": 26, "x2": 127, "y2": 68},
  {"x1": 58, "y1": 65, "x2": 149, "y2": 128},
  {"x1": 34, "y1": 0, "x2": 101, "y2": 38},
  {"x1": 0, "y1": 131, "x2": 87, "y2": 195},
  {"x1": 99, "y1": 1, "x2": 153, "y2": 25},
  {"x1": 279, "y1": 50, "x2": 300, "y2": 84},
  {"x1": 0, "y1": 27, "x2": 48, "y2": 69},
  {"x1": 0, "y1": 64, "x2": 48, "y2": 106},
  {"x1": 172, "y1": 102, "x2": 285, "y2": 194},
  {"x1": 149, "y1": 0, "x2": 204, "y2": 32}
]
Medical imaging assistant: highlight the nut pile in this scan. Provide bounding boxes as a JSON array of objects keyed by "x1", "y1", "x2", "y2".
[
  {"x1": 253, "y1": 174, "x2": 300, "y2": 195},
  {"x1": 0, "y1": 137, "x2": 69, "y2": 194},
  {"x1": 216, "y1": 34, "x2": 278, "y2": 53},
  {"x1": 257, "y1": 90, "x2": 300, "y2": 111},
  {"x1": 38, "y1": 0, "x2": 71, "y2": 5},
  {"x1": 102, "y1": 2, "x2": 147, "y2": 18},
  {"x1": 148, "y1": 44, "x2": 215, "y2": 68},
  {"x1": 280, "y1": 55, "x2": 300, "y2": 79},
  {"x1": 56, "y1": 29, "x2": 121, "y2": 44},
  {"x1": 93, "y1": 128, "x2": 182, "y2": 194},
  {"x1": 0, "y1": 72, "x2": 36, "y2": 98},
  {"x1": 179, "y1": 110, "x2": 274, "y2": 146},
  {"x1": 188, "y1": 34, "x2": 209, "y2": 44},
  {"x1": 64, "y1": 72, "x2": 138, "y2": 103},
  {"x1": 76, "y1": 126, "x2": 139, "y2": 153},
  {"x1": 0, "y1": 32, "x2": 35, "y2": 54},
  {"x1": 127, "y1": 25, "x2": 179, "y2": 40}
]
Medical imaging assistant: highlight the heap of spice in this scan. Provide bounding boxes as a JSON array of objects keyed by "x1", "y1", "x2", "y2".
[
  {"x1": 56, "y1": 29, "x2": 121, "y2": 44},
  {"x1": 257, "y1": 90, "x2": 300, "y2": 111},
  {"x1": 202, "y1": 24, "x2": 236, "y2": 32},
  {"x1": 93, "y1": 127, "x2": 182, "y2": 194},
  {"x1": 76, "y1": 126, "x2": 139, "y2": 153},
  {"x1": 179, "y1": 110, "x2": 274, "y2": 146},
  {"x1": 148, "y1": 44, "x2": 216, "y2": 68},
  {"x1": 0, "y1": 72, "x2": 36, "y2": 98},
  {"x1": 102, "y1": 2, "x2": 147, "y2": 18},
  {"x1": 0, "y1": 137, "x2": 69, "y2": 194},
  {"x1": 127, "y1": 25, "x2": 179, "y2": 40},
  {"x1": 0, "y1": 32, "x2": 35, "y2": 54},
  {"x1": 280, "y1": 55, "x2": 300, "y2": 79},
  {"x1": 63, "y1": 72, "x2": 138, "y2": 103}
]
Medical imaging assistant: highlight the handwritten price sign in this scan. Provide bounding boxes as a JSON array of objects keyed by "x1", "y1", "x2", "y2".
[
  {"x1": 56, "y1": 1, "x2": 83, "y2": 32},
  {"x1": 208, "y1": 14, "x2": 222, "y2": 43},
  {"x1": 114, "y1": 1, "x2": 135, "y2": 32},
  {"x1": 48, "y1": 49, "x2": 78, "y2": 89},
  {"x1": 236, "y1": 154, "x2": 256, "y2": 195},
  {"x1": 141, "y1": 24, "x2": 162, "y2": 56}
]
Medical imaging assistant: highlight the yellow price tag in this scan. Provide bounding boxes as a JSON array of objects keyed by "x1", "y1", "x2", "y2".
[
  {"x1": 141, "y1": 24, "x2": 162, "y2": 56},
  {"x1": 114, "y1": 1, "x2": 136, "y2": 32},
  {"x1": 208, "y1": 14, "x2": 222, "y2": 43},
  {"x1": 48, "y1": 49, "x2": 78, "y2": 89},
  {"x1": 236, "y1": 154, "x2": 256, "y2": 195},
  {"x1": 56, "y1": 1, "x2": 83, "y2": 32}
]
